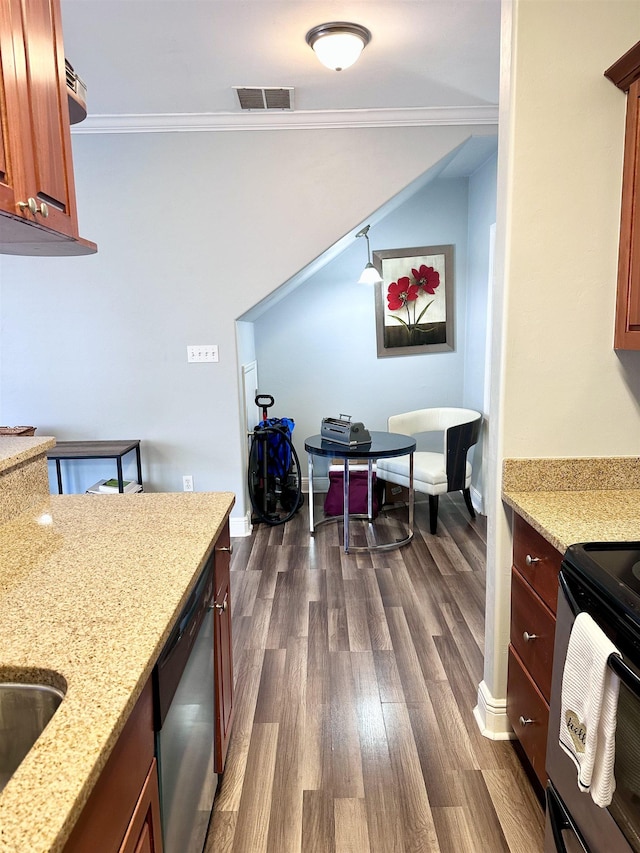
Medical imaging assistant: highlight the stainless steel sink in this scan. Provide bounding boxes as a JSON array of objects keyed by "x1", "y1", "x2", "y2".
[{"x1": 0, "y1": 682, "x2": 65, "y2": 792}]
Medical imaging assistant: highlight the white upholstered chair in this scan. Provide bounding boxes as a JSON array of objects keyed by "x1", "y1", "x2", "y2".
[{"x1": 376, "y1": 407, "x2": 482, "y2": 534}]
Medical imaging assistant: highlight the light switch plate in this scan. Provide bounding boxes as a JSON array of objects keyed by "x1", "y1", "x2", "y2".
[{"x1": 187, "y1": 345, "x2": 219, "y2": 363}]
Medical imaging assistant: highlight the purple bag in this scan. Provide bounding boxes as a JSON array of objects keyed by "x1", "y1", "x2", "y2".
[{"x1": 324, "y1": 468, "x2": 378, "y2": 517}]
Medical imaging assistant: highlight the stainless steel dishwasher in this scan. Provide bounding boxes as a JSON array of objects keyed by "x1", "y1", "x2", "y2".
[{"x1": 153, "y1": 557, "x2": 217, "y2": 853}]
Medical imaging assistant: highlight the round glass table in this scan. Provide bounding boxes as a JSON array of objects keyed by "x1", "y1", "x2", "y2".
[{"x1": 304, "y1": 431, "x2": 416, "y2": 553}]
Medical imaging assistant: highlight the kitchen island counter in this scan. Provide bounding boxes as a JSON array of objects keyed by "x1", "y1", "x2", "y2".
[{"x1": 0, "y1": 490, "x2": 234, "y2": 853}]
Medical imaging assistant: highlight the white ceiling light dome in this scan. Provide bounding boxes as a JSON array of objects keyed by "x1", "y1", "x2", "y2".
[{"x1": 305, "y1": 22, "x2": 372, "y2": 72}]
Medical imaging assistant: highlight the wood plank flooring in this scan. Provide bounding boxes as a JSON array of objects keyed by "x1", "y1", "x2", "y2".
[{"x1": 205, "y1": 494, "x2": 545, "y2": 853}]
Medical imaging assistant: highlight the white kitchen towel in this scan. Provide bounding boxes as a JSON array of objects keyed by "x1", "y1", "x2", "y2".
[{"x1": 559, "y1": 611, "x2": 622, "y2": 807}]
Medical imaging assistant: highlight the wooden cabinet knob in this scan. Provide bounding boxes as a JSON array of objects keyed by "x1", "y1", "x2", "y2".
[{"x1": 214, "y1": 593, "x2": 228, "y2": 614}]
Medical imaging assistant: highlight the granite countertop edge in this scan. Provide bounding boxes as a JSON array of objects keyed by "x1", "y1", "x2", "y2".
[
  {"x1": 0, "y1": 435, "x2": 56, "y2": 473},
  {"x1": 502, "y1": 456, "x2": 640, "y2": 553}
]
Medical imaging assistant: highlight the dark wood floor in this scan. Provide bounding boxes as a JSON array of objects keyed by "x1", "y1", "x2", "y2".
[{"x1": 205, "y1": 493, "x2": 545, "y2": 852}]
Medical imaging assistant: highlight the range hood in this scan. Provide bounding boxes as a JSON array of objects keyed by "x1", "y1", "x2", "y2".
[{"x1": 65, "y1": 59, "x2": 87, "y2": 125}]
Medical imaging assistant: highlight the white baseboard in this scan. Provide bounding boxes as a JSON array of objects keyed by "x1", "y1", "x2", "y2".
[
  {"x1": 470, "y1": 484, "x2": 483, "y2": 514},
  {"x1": 230, "y1": 511, "x2": 253, "y2": 538},
  {"x1": 302, "y1": 476, "x2": 329, "y2": 494},
  {"x1": 239, "y1": 482, "x2": 482, "y2": 531},
  {"x1": 473, "y1": 680, "x2": 514, "y2": 740}
]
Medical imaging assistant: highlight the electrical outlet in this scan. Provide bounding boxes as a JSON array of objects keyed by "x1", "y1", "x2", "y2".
[
  {"x1": 187, "y1": 345, "x2": 219, "y2": 363},
  {"x1": 183, "y1": 475, "x2": 194, "y2": 492}
]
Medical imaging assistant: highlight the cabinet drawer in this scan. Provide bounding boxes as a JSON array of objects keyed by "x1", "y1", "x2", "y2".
[
  {"x1": 506, "y1": 646, "x2": 550, "y2": 789},
  {"x1": 510, "y1": 567, "x2": 556, "y2": 701},
  {"x1": 513, "y1": 514, "x2": 562, "y2": 613}
]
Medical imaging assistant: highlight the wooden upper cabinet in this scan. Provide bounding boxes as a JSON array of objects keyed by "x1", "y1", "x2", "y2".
[
  {"x1": 0, "y1": 1, "x2": 22, "y2": 215},
  {"x1": 0, "y1": 0, "x2": 96, "y2": 255},
  {"x1": 606, "y1": 41, "x2": 640, "y2": 349},
  {"x1": 18, "y1": 0, "x2": 76, "y2": 235}
]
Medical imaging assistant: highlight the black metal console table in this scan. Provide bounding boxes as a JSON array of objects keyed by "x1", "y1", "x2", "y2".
[
  {"x1": 304, "y1": 431, "x2": 415, "y2": 553},
  {"x1": 47, "y1": 440, "x2": 143, "y2": 494}
]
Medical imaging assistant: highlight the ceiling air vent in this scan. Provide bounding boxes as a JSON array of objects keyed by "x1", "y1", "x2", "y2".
[{"x1": 234, "y1": 87, "x2": 294, "y2": 111}]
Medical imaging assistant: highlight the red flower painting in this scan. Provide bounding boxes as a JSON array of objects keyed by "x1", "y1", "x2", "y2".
[
  {"x1": 386, "y1": 277, "x2": 419, "y2": 311},
  {"x1": 386, "y1": 264, "x2": 441, "y2": 336},
  {"x1": 412, "y1": 264, "x2": 440, "y2": 295}
]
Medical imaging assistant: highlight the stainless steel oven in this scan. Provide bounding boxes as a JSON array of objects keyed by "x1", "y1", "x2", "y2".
[{"x1": 545, "y1": 543, "x2": 640, "y2": 853}]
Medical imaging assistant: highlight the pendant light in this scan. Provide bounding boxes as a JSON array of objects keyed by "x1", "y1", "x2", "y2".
[
  {"x1": 356, "y1": 225, "x2": 383, "y2": 284},
  {"x1": 306, "y1": 22, "x2": 372, "y2": 72}
]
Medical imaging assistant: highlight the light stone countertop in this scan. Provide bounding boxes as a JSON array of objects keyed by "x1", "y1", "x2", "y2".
[
  {"x1": 502, "y1": 488, "x2": 640, "y2": 553},
  {"x1": 502, "y1": 456, "x2": 640, "y2": 553},
  {"x1": 0, "y1": 435, "x2": 55, "y2": 473},
  {"x1": 0, "y1": 490, "x2": 234, "y2": 853}
]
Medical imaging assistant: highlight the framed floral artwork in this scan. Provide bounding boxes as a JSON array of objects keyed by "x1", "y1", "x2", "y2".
[{"x1": 372, "y1": 245, "x2": 454, "y2": 357}]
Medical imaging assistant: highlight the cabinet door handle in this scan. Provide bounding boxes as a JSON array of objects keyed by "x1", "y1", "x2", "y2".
[
  {"x1": 519, "y1": 716, "x2": 534, "y2": 726},
  {"x1": 18, "y1": 197, "x2": 49, "y2": 218},
  {"x1": 216, "y1": 545, "x2": 233, "y2": 554},
  {"x1": 214, "y1": 593, "x2": 228, "y2": 614},
  {"x1": 525, "y1": 554, "x2": 540, "y2": 566},
  {"x1": 523, "y1": 631, "x2": 538, "y2": 642}
]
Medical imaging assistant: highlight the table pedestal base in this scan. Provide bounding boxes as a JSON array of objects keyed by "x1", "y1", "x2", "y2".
[{"x1": 308, "y1": 454, "x2": 414, "y2": 554}]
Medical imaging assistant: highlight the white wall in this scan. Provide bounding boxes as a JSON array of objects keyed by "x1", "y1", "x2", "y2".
[
  {"x1": 503, "y1": 4, "x2": 640, "y2": 456},
  {"x1": 0, "y1": 124, "x2": 496, "y2": 527},
  {"x1": 465, "y1": 153, "x2": 497, "y2": 413},
  {"x1": 480, "y1": 0, "x2": 640, "y2": 736},
  {"x1": 464, "y1": 152, "x2": 498, "y2": 511}
]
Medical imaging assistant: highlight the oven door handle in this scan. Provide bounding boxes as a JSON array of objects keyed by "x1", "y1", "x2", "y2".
[
  {"x1": 559, "y1": 571, "x2": 580, "y2": 617},
  {"x1": 559, "y1": 572, "x2": 640, "y2": 700},
  {"x1": 546, "y1": 784, "x2": 589, "y2": 853},
  {"x1": 608, "y1": 653, "x2": 640, "y2": 700}
]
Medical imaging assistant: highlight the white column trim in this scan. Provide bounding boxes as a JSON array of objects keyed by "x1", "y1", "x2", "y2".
[{"x1": 473, "y1": 680, "x2": 515, "y2": 741}]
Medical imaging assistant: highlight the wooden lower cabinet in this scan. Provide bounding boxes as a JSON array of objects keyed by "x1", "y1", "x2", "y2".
[
  {"x1": 510, "y1": 566, "x2": 556, "y2": 699},
  {"x1": 214, "y1": 520, "x2": 234, "y2": 772},
  {"x1": 118, "y1": 759, "x2": 163, "y2": 853},
  {"x1": 506, "y1": 512, "x2": 562, "y2": 789},
  {"x1": 63, "y1": 679, "x2": 163, "y2": 853},
  {"x1": 507, "y1": 646, "x2": 550, "y2": 786}
]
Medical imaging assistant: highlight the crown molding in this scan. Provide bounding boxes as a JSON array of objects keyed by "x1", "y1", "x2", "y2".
[
  {"x1": 71, "y1": 105, "x2": 499, "y2": 134},
  {"x1": 604, "y1": 39, "x2": 640, "y2": 92}
]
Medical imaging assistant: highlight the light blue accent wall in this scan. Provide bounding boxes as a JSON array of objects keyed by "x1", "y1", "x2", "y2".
[{"x1": 253, "y1": 177, "x2": 484, "y2": 479}]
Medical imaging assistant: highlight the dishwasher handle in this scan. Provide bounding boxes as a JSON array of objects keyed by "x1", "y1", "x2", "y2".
[
  {"x1": 153, "y1": 560, "x2": 214, "y2": 729},
  {"x1": 161, "y1": 589, "x2": 203, "y2": 659}
]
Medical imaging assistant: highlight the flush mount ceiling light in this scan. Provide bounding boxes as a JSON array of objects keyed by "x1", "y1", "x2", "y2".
[
  {"x1": 305, "y1": 22, "x2": 372, "y2": 72},
  {"x1": 356, "y1": 225, "x2": 383, "y2": 285}
]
